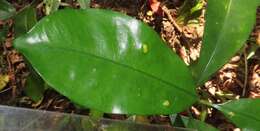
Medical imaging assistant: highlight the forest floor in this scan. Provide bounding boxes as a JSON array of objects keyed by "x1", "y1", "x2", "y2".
[{"x1": 0, "y1": 0, "x2": 259, "y2": 130}]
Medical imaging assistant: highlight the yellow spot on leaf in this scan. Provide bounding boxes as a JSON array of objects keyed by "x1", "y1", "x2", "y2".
[
  {"x1": 163, "y1": 100, "x2": 170, "y2": 107},
  {"x1": 142, "y1": 44, "x2": 149, "y2": 54},
  {"x1": 0, "y1": 75, "x2": 9, "y2": 91},
  {"x1": 228, "y1": 112, "x2": 235, "y2": 117}
]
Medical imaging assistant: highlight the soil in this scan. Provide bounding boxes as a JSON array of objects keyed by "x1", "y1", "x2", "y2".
[{"x1": 0, "y1": 0, "x2": 259, "y2": 130}]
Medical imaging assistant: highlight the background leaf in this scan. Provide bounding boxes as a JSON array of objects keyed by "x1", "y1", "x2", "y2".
[
  {"x1": 24, "y1": 75, "x2": 44, "y2": 102},
  {"x1": 181, "y1": 116, "x2": 219, "y2": 131},
  {"x1": 170, "y1": 115, "x2": 218, "y2": 131},
  {"x1": 0, "y1": 0, "x2": 16, "y2": 20},
  {"x1": 14, "y1": 9, "x2": 197, "y2": 115},
  {"x1": 14, "y1": 6, "x2": 37, "y2": 37},
  {"x1": 77, "y1": 0, "x2": 90, "y2": 9},
  {"x1": 24, "y1": 71, "x2": 45, "y2": 102},
  {"x1": 169, "y1": 114, "x2": 185, "y2": 127},
  {"x1": 190, "y1": 0, "x2": 259, "y2": 85},
  {"x1": 213, "y1": 99, "x2": 260, "y2": 131}
]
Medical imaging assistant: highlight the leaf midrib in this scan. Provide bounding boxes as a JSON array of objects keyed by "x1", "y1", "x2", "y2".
[
  {"x1": 197, "y1": 0, "x2": 233, "y2": 84},
  {"x1": 29, "y1": 44, "x2": 197, "y2": 98}
]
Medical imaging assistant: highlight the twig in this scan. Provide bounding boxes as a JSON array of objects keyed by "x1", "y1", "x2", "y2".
[
  {"x1": 6, "y1": 47, "x2": 16, "y2": 99},
  {"x1": 242, "y1": 47, "x2": 248, "y2": 97},
  {"x1": 161, "y1": 5, "x2": 192, "y2": 50},
  {"x1": 161, "y1": 5, "x2": 182, "y2": 33},
  {"x1": 199, "y1": 99, "x2": 213, "y2": 107}
]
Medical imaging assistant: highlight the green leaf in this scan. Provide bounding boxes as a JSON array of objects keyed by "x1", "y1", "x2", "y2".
[
  {"x1": 169, "y1": 114, "x2": 185, "y2": 127},
  {"x1": 191, "y1": 0, "x2": 259, "y2": 85},
  {"x1": 14, "y1": 6, "x2": 37, "y2": 37},
  {"x1": 77, "y1": 0, "x2": 90, "y2": 9},
  {"x1": 44, "y1": 0, "x2": 61, "y2": 15},
  {"x1": 24, "y1": 65, "x2": 46, "y2": 102},
  {"x1": 0, "y1": 0, "x2": 16, "y2": 20},
  {"x1": 24, "y1": 74, "x2": 45, "y2": 102},
  {"x1": 14, "y1": 9, "x2": 197, "y2": 115},
  {"x1": 213, "y1": 99, "x2": 260, "y2": 131},
  {"x1": 180, "y1": 116, "x2": 219, "y2": 131}
]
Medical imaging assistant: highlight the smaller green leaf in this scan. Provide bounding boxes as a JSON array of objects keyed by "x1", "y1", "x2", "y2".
[
  {"x1": 24, "y1": 73, "x2": 45, "y2": 102},
  {"x1": 180, "y1": 116, "x2": 218, "y2": 131},
  {"x1": 213, "y1": 99, "x2": 260, "y2": 131},
  {"x1": 14, "y1": 6, "x2": 37, "y2": 37},
  {"x1": 77, "y1": 0, "x2": 90, "y2": 9},
  {"x1": 0, "y1": 0, "x2": 16, "y2": 20},
  {"x1": 24, "y1": 61, "x2": 46, "y2": 102},
  {"x1": 44, "y1": 0, "x2": 61, "y2": 15},
  {"x1": 191, "y1": 0, "x2": 259, "y2": 86},
  {"x1": 170, "y1": 114, "x2": 218, "y2": 131}
]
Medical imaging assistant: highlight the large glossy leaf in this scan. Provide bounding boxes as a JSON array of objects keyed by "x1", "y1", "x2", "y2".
[
  {"x1": 0, "y1": 0, "x2": 15, "y2": 20},
  {"x1": 213, "y1": 99, "x2": 260, "y2": 131},
  {"x1": 14, "y1": 9, "x2": 197, "y2": 115},
  {"x1": 14, "y1": 6, "x2": 37, "y2": 37},
  {"x1": 191, "y1": 0, "x2": 260, "y2": 85}
]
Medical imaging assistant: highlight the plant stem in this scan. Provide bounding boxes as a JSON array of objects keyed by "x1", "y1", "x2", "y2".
[
  {"x1": 161, "y1": 5, "x2": 182, "y2": 33},
  {"x1": 242, "y1": 47, "x2": 248, "y2": 97},
  {"x1": 199, "y1": 99, "x2": 213, "y2": 107},
  {"x1": 199, "y1": 108, "x2": 207, "y2": 121}
]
